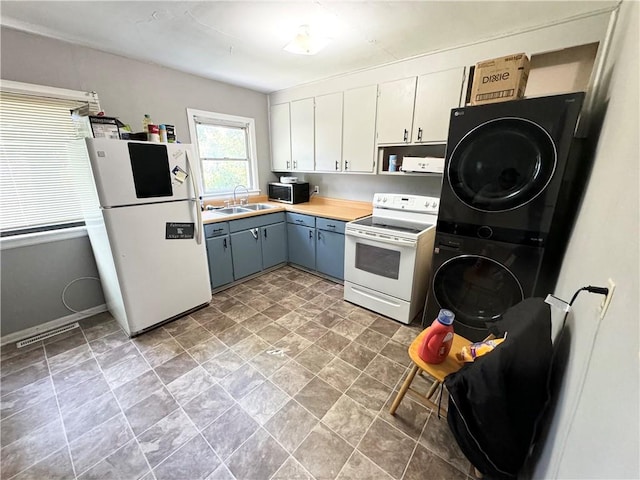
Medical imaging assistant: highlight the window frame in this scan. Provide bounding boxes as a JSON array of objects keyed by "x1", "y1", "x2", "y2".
[
  {"x1": 186, "y1": 108, "x2": 260, "y2": 198},
  {"x1": 0, "y1": 79, "x2": 100, "y2": 248}
]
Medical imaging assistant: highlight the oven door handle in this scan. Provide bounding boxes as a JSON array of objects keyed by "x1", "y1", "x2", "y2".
[{"x1": 346, "y1": 230, "x2": 417, "y2": 248}]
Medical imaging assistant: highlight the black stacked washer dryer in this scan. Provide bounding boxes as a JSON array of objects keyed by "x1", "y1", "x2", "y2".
[{"x1": 424, "y1": 92, "x2": 587, "y2": 341}]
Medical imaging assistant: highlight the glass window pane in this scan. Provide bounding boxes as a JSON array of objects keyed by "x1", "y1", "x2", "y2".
[
  {"x1": 201, "y1": 160, "x2": 249, "y2": 194},
  {"x1": 196, "y1": 124, "x2": 247, "y2": 159}
]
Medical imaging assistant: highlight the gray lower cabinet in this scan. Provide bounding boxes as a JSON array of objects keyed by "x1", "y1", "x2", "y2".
[
  {"x1": 230, "y1": 228, "x2": 263, "y2": 280},
  {"x1": 206, "y1": 235, "x2": 234, "y2": 289},
  {"x1": 262, "y1": 222, "x2": 287, "y2": 269},
  {"x1": 287, "y1": 213, "x2": 346, "y2": 281},
  {"x1": 228, "y1": 213, "x2": 288, "y2": 282},
  {"x1": 287, "y1": 223, "x2": 316, "y2": 271},
  {"x1": 204, "y1": 223, "x2": 234, "y2": 289},
  {"x1": 316, "y1": 229, "x2": 345, "y2": 280}
]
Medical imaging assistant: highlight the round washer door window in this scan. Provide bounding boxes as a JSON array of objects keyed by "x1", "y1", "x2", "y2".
[
  {"x1": 432, "y1": 255, "x2": 524, "y2": 328},
  {"x1": 448, "y1": 118, "x2": 557, "y2": 212}
]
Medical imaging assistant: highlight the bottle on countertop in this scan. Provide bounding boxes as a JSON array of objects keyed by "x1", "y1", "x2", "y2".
[
  {"x1": 159, "y1": 124, "x2": 168, "y2": 143},
  {"x1": 147, "y1": 124, "x2": 160, "y2": 143},
  {"x1": 142, "y1": 114, "x2": 153, "y2": 133},
  {"x1": 418, "y1": 309, "x2": 455, "y2": 364}
]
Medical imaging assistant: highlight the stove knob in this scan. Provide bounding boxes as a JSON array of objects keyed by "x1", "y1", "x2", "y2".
[
  {"x1": 382, "y1": 197, "x2": 387, "y2": 203},
  {"x1": 432, "y1": 201, "x2": 438, "y2": 208}
]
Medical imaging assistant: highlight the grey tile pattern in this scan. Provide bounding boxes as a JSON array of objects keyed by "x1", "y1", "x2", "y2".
[
  {"x1": 0, "y1": 267, "x2": 471, "y2": 480},
  {"x1": 293, "y1": 423, "x2": 353, "y2": 480},
  {"x1": 264, "y1": 399, "x2": 319, "y2": 453},
  {"x1": 154, "y1": 434, "x2": 219, "y2": 480},
  {"x1": 226, "y1": 428, "x2": 288, "y2": 480}
]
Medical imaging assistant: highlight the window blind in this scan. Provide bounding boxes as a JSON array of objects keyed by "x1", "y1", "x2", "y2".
[{"x1": 0, "y1": 89, "x2": 101, "y2": 235}]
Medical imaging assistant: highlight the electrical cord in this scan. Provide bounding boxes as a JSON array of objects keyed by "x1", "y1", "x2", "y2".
[
  {"x1": 61, "y1": 276, "x2": 101, "y2": 313},
  {"x1": 529, "y1": 284, "x2": 609, "y2": 468}
]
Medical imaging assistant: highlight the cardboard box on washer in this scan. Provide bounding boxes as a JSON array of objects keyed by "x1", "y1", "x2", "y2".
[{"x1": 470, "y1": 53, "x2": 530, "y2": 106}]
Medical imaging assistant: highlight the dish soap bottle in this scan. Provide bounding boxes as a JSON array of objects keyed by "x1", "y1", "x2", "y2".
[
  {"x1": 418, "y1": 309, "x2": 455, "y2": 364},
  {"x1": 142, "y1": 114, "x2": 152, "y2": 133}
]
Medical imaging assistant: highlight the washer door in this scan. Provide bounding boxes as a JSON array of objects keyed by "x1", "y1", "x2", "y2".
[
  {"x1": 432, "y1": 255, "x2": 524, "y2": 329},
  {"x1": 447, "y1": 118, "x2": 557, "y2": 212}
]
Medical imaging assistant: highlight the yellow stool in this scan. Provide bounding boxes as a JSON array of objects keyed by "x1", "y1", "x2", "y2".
[{"x1": 390, "y1": 328, "x2": 472, "y2": 416}]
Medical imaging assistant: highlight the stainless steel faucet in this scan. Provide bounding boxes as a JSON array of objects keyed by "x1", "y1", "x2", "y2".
[{"x1": 233, "y1": 185, "x2": 250, "y2": 205}]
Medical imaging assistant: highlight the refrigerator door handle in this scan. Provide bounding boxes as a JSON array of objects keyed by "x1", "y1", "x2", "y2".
[{"x1": 185, "y1": 151, "x2": 203, "y2": 245}]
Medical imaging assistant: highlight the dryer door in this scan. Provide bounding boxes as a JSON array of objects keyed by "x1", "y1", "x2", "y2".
[{"x1": 447, "y1": 118, "x2": 557, "y2": 212}]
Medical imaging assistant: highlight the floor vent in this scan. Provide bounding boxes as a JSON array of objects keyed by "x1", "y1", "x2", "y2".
[{"x1": 16, "y1": 323, "x2": 80, "y2": 348}]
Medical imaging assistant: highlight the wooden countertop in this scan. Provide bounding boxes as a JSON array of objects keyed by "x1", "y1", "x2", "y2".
[{"x1": 202, "y1": 195, "x2": 372, "y2": 224}]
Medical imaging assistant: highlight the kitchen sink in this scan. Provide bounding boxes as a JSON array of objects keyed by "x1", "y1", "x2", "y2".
[
  {"x1": 243, "y1": 203, "x2": 276, "y2": 211},
  {"x1": 213, "y1": 206, "x2": 253, "y2": 215}
]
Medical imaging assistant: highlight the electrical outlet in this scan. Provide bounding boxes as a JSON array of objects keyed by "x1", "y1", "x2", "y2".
[
  {"x1": 313, "y1": 185, "x2": 319, "y2": 195},
  {"x1": 599, "y1": 278, "x2": 616, "y2": 319}
]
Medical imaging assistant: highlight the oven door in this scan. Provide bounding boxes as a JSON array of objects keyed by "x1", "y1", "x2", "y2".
[{"x1": 344, "y1": 230, "x2": 417, "y2": 301}]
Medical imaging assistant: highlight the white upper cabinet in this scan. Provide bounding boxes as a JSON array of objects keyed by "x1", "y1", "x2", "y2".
[
  {"x1": 412, "y1": 67, "x2": 466, "y2": 143},
  {"x1": 270, "y1": 103, "x2": 292, "y2": 171},
  {"x1": 343, "y1": 85, "x2": 378, "y2": 173},
  {"x1": 376, "y1": 77, "x2": 417, "y2": 144},
  {"x1": 315, "y1": 92, "x2": 343, "y2": 172},
  {"x1": 290, "y1": 98, "x2": 315, "y2": 171}
]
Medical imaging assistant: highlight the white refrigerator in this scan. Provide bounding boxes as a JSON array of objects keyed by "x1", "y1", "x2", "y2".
[{"x1": 80, "y1": 138, "x2": 211, "y2": 336}]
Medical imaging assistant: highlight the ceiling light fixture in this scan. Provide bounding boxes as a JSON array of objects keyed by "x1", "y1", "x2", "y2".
[{"x1": 283, "y1": 24, "x2": 330, "y2": 55}]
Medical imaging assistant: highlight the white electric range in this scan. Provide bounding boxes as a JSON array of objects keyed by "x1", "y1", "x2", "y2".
[{"x1": 343, "y1": 193, "x2": 439, "y2": 324}]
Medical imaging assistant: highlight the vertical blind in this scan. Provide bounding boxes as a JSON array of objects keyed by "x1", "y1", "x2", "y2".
[{"x1": 0, "y1": 89, "x2": 101, "y2": 235}]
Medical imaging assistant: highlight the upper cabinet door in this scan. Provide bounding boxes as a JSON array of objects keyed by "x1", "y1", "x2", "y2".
[
  {"x1": 412, "y1": 67, "x2": 466, "y2": 143},
  {"x1": 270, "y1": 103, "x2": 291, "y2": 171},
  {"x1": 315, "y1": 92, "x2": 343, "y2": 172},
  {"x1": 343, "y1": 85, "x2": 378, "y2": 173},
  {"x1": 290, "y1": 98, "x2": 315, "y2": 171},
  {"x1": 376, "y1": 77, "x2": 417, "y2": 144}
]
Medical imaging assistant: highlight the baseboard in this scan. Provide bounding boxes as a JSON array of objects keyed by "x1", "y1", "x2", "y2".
[{"x1": 0, "y1": 304, "x2": 108, "y2": 346}]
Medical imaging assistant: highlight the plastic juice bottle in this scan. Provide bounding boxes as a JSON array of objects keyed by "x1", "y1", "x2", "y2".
[{"x1": 418, "y1": 309, "x2": 455, "y2": 364}]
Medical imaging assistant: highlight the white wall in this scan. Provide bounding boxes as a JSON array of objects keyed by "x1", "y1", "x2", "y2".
[{"x1": 532, "y1": 2, "x2": 639, "y2": 478}]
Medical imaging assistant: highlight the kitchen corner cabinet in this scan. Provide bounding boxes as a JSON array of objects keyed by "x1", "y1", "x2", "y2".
[
  {"x1": 204, "y1": 224, "x2": 234, "y2": 289},
  {"x1": 270, "y1": 103, "x2": 292, "y2": 171},
  {"x1": 290, "y1": 98, "x2": 315, "y2": 171},
  {"x1": 412, "y1": 67, "x2": 466, "y2": 143},
  {"x1": 376, "y1": 77, "x2": 417, "y2": 144},
  {"x1": 315, "y1": 92, "x2": 343, "y2": 172},
  {"x1": 342, "y1": 85, "x2": 378, "y2": 173},
  {"x1": 287, "y1": 213, "x2": 346, "y2": 281}
]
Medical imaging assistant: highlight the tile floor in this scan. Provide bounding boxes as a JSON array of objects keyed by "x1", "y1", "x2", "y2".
[{"x1": 0, "y1": 266, "x2": 473, "y2": 480}]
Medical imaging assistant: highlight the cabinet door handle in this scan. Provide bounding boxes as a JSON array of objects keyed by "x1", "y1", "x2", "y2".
[
  {"x1": 264, "y1": 229, "x2": 267, "y2": 239},
  {"x1": 295, "y1": 219, "x2": 303, "y2": 223},
  {"x1": 287, "y1": 161, "x2": 290, "y2": 169},
  {"x1": 317, "y1": 231, "x2": 322, "y2": 240},
  {"x1": 345, "y1": 160, "x2": 349, "y2": 171},
  {"x1": 403, "y1": 129, "x2": 408, "y2": 142},
  {"x1": 417, "y1": 128, "x2": 423, "y2": 142},
  {"x1": 308, "y1": 230, "x2": 313, "y2": 239},
  {"x1": 223, "y1": 238, "x2": 227, "y2": 249},
  {"x1": 335, "y1": 160, "x2": 339, "y2": 171},
  {"x1": 293, "y1": 161, "x2": 297, "y2": 169},
  {"x1": 327, "y1": 224, "x2": 335, "y2": 228},
  {"x1": 251, "y1": 228, "x2": 259, "y2": 240}
]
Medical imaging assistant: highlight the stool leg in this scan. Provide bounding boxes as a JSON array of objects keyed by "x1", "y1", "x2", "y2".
[
  {"x1": 425, "y1": 379, "x2": 441, "y2": 400},
  {"x1": 390, "y1": 364, "x2": 419, "y2": 415}
]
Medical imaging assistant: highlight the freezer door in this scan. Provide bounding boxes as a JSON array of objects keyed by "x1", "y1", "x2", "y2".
[
  {"x1": 86, "y1": 138, "x2": 202, "y2": 207},
  {"x1": 103, "y1": 201, "x2": 211, "y2": 334}
]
